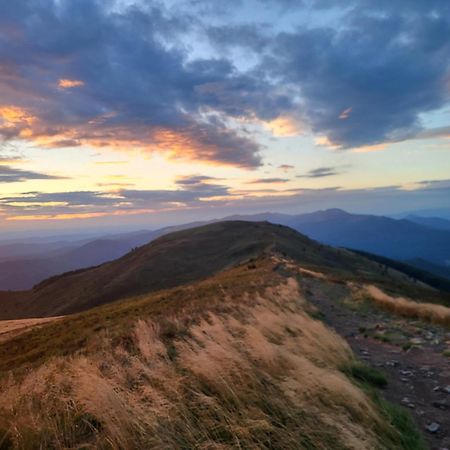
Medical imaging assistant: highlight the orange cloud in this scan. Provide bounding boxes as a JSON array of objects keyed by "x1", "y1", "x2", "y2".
[
  {"x1": 0, "y1": 103, "x2": 260, "y2": 167},
  {"x1": 58, "y1": 79, "x2": 84, "y2": 88},
  {"x1": 264, "y1": 116, "x2": 303, "y2": 137},
  {"x1": 0, "y1": 106, "x2": 35, "y2": 126},
  {"x1": 351, "y1": 143, "x2": 387, "y2": 153}
]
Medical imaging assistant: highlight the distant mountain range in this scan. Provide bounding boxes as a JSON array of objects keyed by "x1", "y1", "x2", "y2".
[{"x1": 0, "y1": 209, "x2": 449, "y2": 290}]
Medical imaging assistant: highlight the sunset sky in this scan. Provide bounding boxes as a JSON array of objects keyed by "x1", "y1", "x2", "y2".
[{"x1": 0, "y1": 0, "x2": 449, "y2": 234}]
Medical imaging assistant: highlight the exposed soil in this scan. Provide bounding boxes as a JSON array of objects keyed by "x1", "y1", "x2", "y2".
[{"x1": 301, "y1": 276, "x2": 450, "y2": 450}]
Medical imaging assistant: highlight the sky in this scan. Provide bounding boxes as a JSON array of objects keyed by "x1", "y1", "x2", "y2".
[{"x1": 0, "y1": 0, "x2": 449, "y2": 234}]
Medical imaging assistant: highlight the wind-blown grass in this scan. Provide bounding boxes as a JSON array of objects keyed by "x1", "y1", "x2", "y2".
[{"x1": 0, "y1": 260, "x2": 426, "y2": 449}]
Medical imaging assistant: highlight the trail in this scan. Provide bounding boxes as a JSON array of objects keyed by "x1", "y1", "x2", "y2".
[{"x1": 301, "y1": 276, "x2": 450, "y2": 450}]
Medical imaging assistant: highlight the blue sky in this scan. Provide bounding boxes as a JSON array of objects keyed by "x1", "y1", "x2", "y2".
[{"x1": 0, "y1": 0, "x2": 449, "y2": 232}]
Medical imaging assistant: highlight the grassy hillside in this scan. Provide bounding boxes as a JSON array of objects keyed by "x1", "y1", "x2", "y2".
[
  {"x1": 2, "y1": 221, "x2": 447, "y2": 320},
  {"x1": 0, "y1": 259, "x2": 426, "y2": 449}
]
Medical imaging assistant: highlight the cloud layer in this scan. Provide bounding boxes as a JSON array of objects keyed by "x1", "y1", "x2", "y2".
[{"x1": 0, "y1": 0, "x2": 448, "y2": 166}]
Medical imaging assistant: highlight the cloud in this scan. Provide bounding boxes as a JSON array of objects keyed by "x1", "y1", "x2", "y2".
[
  {"x1": 0, "y1": 174, "x2": 232, "y2": 220},
  {"x1": 297, "y1": 166, "x2": 341, "y2": 178},
  {"x1": 58, "y1": 79, "x2": 84, "y2": 89},
  {"x1": 278, "y1": 164, "x2": 294, "y2": 170},
  {"x1": 175, "y1": 175, "x2": 222, "y2": 185},
  {"x1": 0, "y1": 165, "x2": 65, "y2": 183},
  {"x1": 2, "y1": 176, "x2": 450, "y2": 222},
  {"x1": 247, "y1": 177, "x2": 290, "y2": 184},
  {"x1": 0, "y1": 0, "x2": 448, "y2": 168},
  {"x1": 265, "y1": 1, "x2": 450, "y2": 148},
  {"x1": 0, "y1": 0, "x2": 297, "y2": 168}
]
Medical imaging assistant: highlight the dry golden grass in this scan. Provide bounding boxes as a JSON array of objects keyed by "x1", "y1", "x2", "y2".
[
  {"x1": 0, "y1": 316, "x2": 62, "y2": 343},
  {"x1": 0, "y1": 264, "x2": 425, "y2": 449},
  {"x1": 363, "y1": 285, "x2": 450, "y2": 326}
]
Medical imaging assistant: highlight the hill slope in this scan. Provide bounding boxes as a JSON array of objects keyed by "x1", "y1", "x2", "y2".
[
  {"x1": 223, "y1": 209, "x2": 450, "y2": 279},
  {"x1": 2, "y1": 220, "x2": 447, "y2": 321},
  {"x1": 0, "y1": 258, "x2": 428, "y2": 450}
]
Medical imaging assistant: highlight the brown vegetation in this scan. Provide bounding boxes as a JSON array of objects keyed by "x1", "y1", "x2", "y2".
[
  {"x1": 360, "y1": 285, "x2": 450, "y2": 326},
  {"x1": 0, "y1": 260, "x2": 425, "y2": 449}
]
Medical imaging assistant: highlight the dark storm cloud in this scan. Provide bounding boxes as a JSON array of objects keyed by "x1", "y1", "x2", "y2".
[
  {"x1": 297, "y1": 167, "x2": 341, "y2": 178},
  {"x1": 265, "y1": 0, "x2": 450, "y2": 148},
  {"x1": 0, "y1": 165, "x2": 65, "y2": 183}
]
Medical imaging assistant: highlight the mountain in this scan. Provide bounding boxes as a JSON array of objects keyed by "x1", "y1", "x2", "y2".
[
  {"x1": 0, "y1": 222, "x2": 205, "y2": 290},
  {"x1": 2, "y1": 209, "x2": 450, "y2": 291},
  {"x1": 2, "y1": 220, "x2": 448, "y2": 449},
  {"x1": 221, "y1": 209, "x2": 450, "y2": 279},
  {"x1": 2, "y1": 220, "x2": 446, "y2": 321},
  {"x1": 406, "y1": 214, "x2": 450, "y2": 231}
]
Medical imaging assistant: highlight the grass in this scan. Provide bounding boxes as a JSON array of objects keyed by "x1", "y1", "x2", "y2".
[
  {"x1": 365, "y1": 285, "x2": 450, "y2": 327},
  {"x1": 343, "y1": 362, "x2": 426, "y2": 450},
  {"x1": 344, "y1": 361, "x2": 388, "y2": 388},
  {"x1": 0, "y1": 257, "x2": 432, "y2": 449},
  {"x1": 370, "y1": 391, "x2": 427, "y2": 450}
]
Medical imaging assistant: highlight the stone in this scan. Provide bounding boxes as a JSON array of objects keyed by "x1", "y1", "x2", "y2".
[
  {"x1": 386, "y1": 360, "x2": 399, "y2": 367},
  {"x1": 432, "y1": 400, "x2": 447, "y2": 410},
  {"x1": 425, "y1": 422, "x2": 440, "y2": 434}
]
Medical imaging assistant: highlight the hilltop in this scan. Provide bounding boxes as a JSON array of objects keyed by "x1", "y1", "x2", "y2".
[{"x1": 2, "y1": 221, "x2": 444, "y2": 320}]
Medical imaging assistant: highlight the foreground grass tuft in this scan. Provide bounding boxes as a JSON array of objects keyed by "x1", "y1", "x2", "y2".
[{"x1": 344, "y1": 361, "x2": 388, "y2": 388}]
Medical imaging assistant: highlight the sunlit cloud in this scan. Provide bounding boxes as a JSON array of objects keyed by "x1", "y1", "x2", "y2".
[
  {"x1": 314, "y1": 136, "x2": 341, "y2": 150},
  {"x1": 264, "y1": 116, "x2": 303, "y2": 137},
  {"x1": 58, "y1": 79, "x2": 84, "y2": 89},
  {"x1": 350, "y1": 144, "x2": 387, "y2": 153}
]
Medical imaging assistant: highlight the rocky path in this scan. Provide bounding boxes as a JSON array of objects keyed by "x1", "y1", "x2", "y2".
[{"x1": 302, "y1": 277, "x2": 450, "y2": 450}]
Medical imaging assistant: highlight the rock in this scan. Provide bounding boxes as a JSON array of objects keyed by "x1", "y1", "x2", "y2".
[
  {"x1": 433, "y1": 386, "x2": 441, "y2": 392},
  {"x1": 400, "y1": 370, "x2": 413, "y2": 376},
  {"x1": 401, "y1": 397, "x2": 410, "y2": 404},
  {"x1": 425, "y1": 422, "x2": 440, "y2": 433},
  {"x1": 444, "y1": 386, "x2": 450, "y2": 394},
  {"x1": 400, "y1": 378, "x2": 409, "y2": 383},
  {"x1": 432, "y1": 400, "x2": 447, "y2": 410},
  {"x1": 386, "y1": 360, "x2": 399, "y2": 367}
]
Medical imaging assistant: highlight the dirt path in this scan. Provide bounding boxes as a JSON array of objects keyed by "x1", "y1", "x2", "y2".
[
  {"x1": 0, "y1": 316, "x2": 63, "y2": 342},
  {"x1": 301, "y1": 277, "x2": 450, "y2": 450}
]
